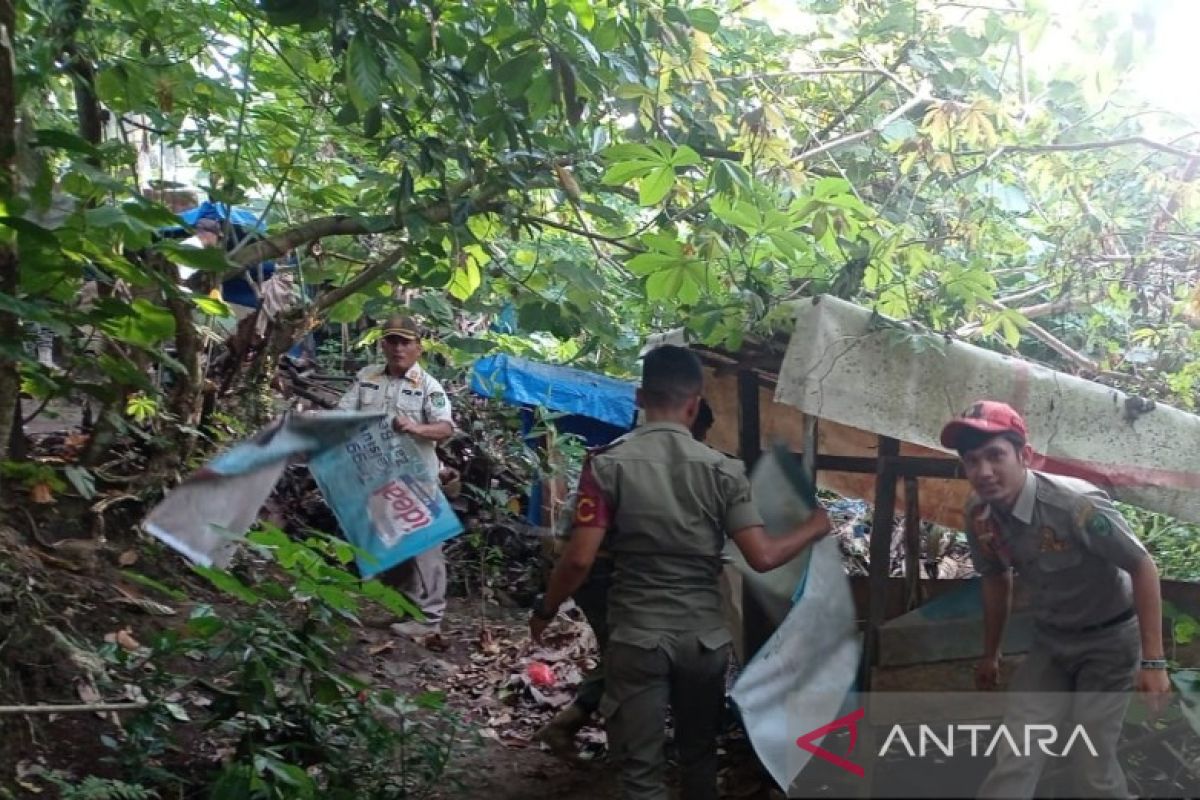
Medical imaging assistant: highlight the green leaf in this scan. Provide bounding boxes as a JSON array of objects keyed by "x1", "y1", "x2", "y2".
[
  {"x1": 194, "y1": 566, "x2": 261, "y2": 605},
  {"x1": 157, "y1": 241, "x2": 231, "y2": 272},
  {"x1": 671, "y1": 145, "x2": 702, "y2": 167},
  {"x1": 447, "y1": 259, "x2": 482, "y2": 300},
  {"x1": 614, "y1": 83, "x2": 652, "y2": 99},
  {"x1": 602, "y1": 160, "x2": 657, "y2": 185},
  {"x1": 64, "y1": 466, "x2": 96, "y2": 500},
  {"x1": 327, "y1": 293, "x2": 368, "y2": 324},
  {"x1": 33, "y1": 129, "x2": 102, "y2": 159},
  {"x1": 639, "y1": 166, "x2": 675, "y2": 205},
  {"x1": 389, "y1": 46, "x2": 422, "y2": 89},
  {"x1": 686, "y1": 8, "x2": 721, "y2": 34},
  {"x1": 626, "y1": 252, "x2": 682, "y2": 275},
  {"x1": 193, "y1": 296, "x2": 233, "y2": 317},
  {"x1": 346, "y1": 34, "x2": 386, "y2": 112},
  {"x1": 570, "y1": 0, "x2": 595, "y2": 29},
  {"x1": 101, "y1": 299, "x2": 176, "y2": 348}
]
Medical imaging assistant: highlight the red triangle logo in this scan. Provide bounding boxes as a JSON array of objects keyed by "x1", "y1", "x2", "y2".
[{"x1": 795, "y1": 707, "x2": 865, "y2": 777}]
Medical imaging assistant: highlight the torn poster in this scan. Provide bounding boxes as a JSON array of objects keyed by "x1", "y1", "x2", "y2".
[{"x1": 142, "y1": 411, "x2": 462, "y2": 577}]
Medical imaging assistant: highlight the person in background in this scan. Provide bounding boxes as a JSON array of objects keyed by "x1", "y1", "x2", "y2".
[
  {"x1": 534, "y1": 398, "x2": 717, "y2": 758},
  {"x1": 941, "y1": 400, "x2": 1170, "y2": 798},
  {"x1": 530, "y1": 346, "x2": 831, "y2": 800},
  {"x1": 337, "y1": 314, "x2": 455, "y2": 638}
]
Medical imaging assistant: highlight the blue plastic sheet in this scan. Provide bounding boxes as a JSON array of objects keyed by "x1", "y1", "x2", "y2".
[
  {"x1": 171, "y1": 200, "x2": 267, "y2": 232},
  {"x1": 470, "y1": 354, "x2": 637, "y2": 429}
]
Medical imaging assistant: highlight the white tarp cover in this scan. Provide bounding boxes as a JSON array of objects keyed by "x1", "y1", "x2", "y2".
[
  {"x1": 775, "y1": 295, "x2": 1200, "y2": 524},
  {"x1": 730, "y1": 536, "x2": 860, "y2": 793},
  {"x1": 727, "y1": 447, "x2": 860, "y2": 794}
]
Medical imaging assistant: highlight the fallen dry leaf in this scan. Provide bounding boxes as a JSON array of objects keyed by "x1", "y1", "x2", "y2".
[
  {"x1": 104, "y1": 628, "x2": 140, "y2": 652},
  {"x1": 368, "y1": 640, "x2": 396, "y2": 656},
  {"x1": 117, "y1": 549, "x2": 139, "y2": 566}
]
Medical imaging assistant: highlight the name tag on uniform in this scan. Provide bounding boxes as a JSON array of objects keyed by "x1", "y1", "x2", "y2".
[
  {"x1": 361, "y1": 382, "x2": 379, "y2": 390},
  {"x1": 401, "y1": 389, "x2": 424, "y2": 397}
]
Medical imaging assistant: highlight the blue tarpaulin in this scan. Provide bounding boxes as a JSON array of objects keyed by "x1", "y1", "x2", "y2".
[
  {"x1": 470, "y1": 354, "x2": 637, "y2": 526},
  {"x1": 161, "y1": 202, "x2": 276, "y2": 309},
  {"x1": 470, "y1": 354, "x2": 637, "y2": 430},
  {"x1": 172, "y1": 201, "x2": 267, "y2": 232}
]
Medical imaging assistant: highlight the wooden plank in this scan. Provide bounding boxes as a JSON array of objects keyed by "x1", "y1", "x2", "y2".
[
  {"x1": 860, "y1": 436, "x2": 900, "y2": 690},
  {"x1": 737, "y1": 369, "x2": 772, "y2": 661},
  {"x1": 807, "y1": 453, "x2": 963, "y2": 478},
  {"x1": 737, "y1": 369, "x2": 763, "y2": 467},
  {"x1": 903, "y1": 476, "x2": 922, "y2": 611}
]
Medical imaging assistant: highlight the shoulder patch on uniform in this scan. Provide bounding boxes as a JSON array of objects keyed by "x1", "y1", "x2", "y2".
[
  {"x1": 1078, "y1": 504, "x2": 1113, "y2": 537},
  {"x1": 430, "y1": 391, "x2": 447, "y2": 409}
]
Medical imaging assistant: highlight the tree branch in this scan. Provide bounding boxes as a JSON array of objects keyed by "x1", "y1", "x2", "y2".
[
  {"x1": 517, "y1": 214, "x2": 643, "y2": 253},
  {"x1": 958, "y1": 137, "x2": 1200, "y2": 162},
  {"x1": 222, "y1": 180, "x2": 509, "y2": 279},
  {"x1": 315, "y1": 246, "x2": 408, "y2": 313},
  {"x1": 791, "y1": 93, "x2": 930, "y2": 167}
]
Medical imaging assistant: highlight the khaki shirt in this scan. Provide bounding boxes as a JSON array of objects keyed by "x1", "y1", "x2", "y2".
[
  {"x1": 965, "y1": 470, "x2": 1149, "y2": 631},
  {"x1": 336, "y1": 362, "x2": 453, "y2": 478},
  {"x1": 573, "y1": 422, "x2": 762, "y2": 638}
]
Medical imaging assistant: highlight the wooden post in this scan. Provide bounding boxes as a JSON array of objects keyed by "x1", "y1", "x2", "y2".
[
  {"x1": 737, "y1": 369, "x2": 773, "y2": 661},
  {"x1": 903, "y1": 476, "x2": 922, "y2": 611},
  {"x1": 860, "y1": 436, "x2": 900, "y2": 691}
]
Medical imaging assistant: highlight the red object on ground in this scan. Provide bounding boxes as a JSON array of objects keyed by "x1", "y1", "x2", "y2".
[{"x1": 527, "y1": 661, "x2": 555, "y2": 687}]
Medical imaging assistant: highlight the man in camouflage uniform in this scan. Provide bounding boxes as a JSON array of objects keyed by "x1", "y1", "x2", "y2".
[
  {"x1": 941, "y1": 400, "x2": 1171, "y2": 798},
  {"x1": 534, "y1": 400, "x2": 716, "y2": 756},
  {"x1": 338, "y1": 314, "x2": 454, "y2": 637},
  {"x1": 529, "y1": 346, "x2": 831, "y2": 800}
]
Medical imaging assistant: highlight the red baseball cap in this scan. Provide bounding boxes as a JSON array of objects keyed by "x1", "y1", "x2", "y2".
[{"x1": 939, "y1": 400, "x2": 1028, "y2": 449}]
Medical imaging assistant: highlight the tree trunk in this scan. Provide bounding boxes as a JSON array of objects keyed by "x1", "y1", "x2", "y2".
[{"x1": 0, "y1": 0, "x2": 23, "y2": 483}]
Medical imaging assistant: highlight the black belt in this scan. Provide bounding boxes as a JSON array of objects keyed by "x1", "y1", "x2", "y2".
[{"x1": 1045, "y1": 607, "x2": 1135, "y2": 635}]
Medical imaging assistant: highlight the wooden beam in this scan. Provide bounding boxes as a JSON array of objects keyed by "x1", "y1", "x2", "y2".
[
  {"x1": 903, "y1": 476, "x2": 922, "y2": 611},
  {"x1": 860, "y1": 436, "x2": 900, "y2": 690},
  {"x1": 805, "y1": 453, "x2": 963, "y2": 479},
  {"x1": 737, "y1": 369, "x2": 762, "y2": 467}
]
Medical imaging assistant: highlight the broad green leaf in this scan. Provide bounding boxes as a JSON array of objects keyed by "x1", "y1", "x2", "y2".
[
  {"x1": 447, "y1": 259, "x2": 482, "y2": 300},
  {"x1": 346, "y1": 34, "x2": 386, "y2": 112},
  {"x1": 626, "y1": 252, "x2": 683, "y2": 275},
  {"x1": 194, "y1": 566, "x2": 261, "y2": 605},
  {"x1": 388, "y1": 46, "x2": 422, "y2": 89},
  {"x1": 327, "y1": 293, "x2": 368, "y2": 324},
  {"x1": 158, "y1": 241, "x2": 231, "y2": 272},
  {"x1": 602, "y1": 160, "x2": 657, "y2": 185},
  {"x1": 614, "y1": 83, "x2": 652, "y2": 99},
  {"x1": 192, "y1": 296, "x2": 233, "y2": 317},
  {"x1": 686, "y1": 8, "x2": 721, "y2": 34},
  {"x1": 602, "y1": 143, "x2": 662, "y2": 161},
  {"x1": 33, "y1": 129, "x2": 102, "y2": 159},
  {"x1": 101, "y1": 299, "x2": 176, "y2": 348},
  {"x1": 671, "y1": 145, "x2": 702, "y2": 167},
  {"x1": 639, "y1": 166, "x2": 674, "y2": 205}
]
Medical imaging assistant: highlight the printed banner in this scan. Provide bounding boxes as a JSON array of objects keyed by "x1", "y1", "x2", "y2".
[
  {"x1": 142, "y1": 411, "x2": 462, "y2": 576},
  {"x1": 307, "y1": 414, "x2": 463, "y2": 577}
]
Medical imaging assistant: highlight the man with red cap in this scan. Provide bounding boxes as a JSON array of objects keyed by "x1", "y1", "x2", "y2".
[{"x1": 941, "y1": 401, "x2": 1170, "y2": 798}]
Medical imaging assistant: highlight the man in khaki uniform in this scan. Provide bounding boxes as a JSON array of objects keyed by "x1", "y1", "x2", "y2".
[
  {"x1": 529, "y1": 346, "x2": 831, "y2": 800},
  {"x1": 535, "y1": 400, "x2": 717, "y2": 757},
  {"x1": 338, "y1": 314, "x2": 454, "y2": 637},
  {"x1": 941, "y1": 401, "x2": 1171, "y2": 798}
]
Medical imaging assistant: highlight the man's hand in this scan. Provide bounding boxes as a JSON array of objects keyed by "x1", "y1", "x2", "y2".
[
  {"x1": 975, "y1": 656, "x2": 1001, "y2": 690},
  {"x1": 808, "y1": 507, "x2": 833, "y2": 540},
  {"x1": 393, "y1": 415, "x2": 418, "y2": 435},
  {"x1": 530, "y1": 614, "x2": 550, "y2": 644},
  {"x1": 1136, "y1": 668, "x2": 1172, "y2": 714}
]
